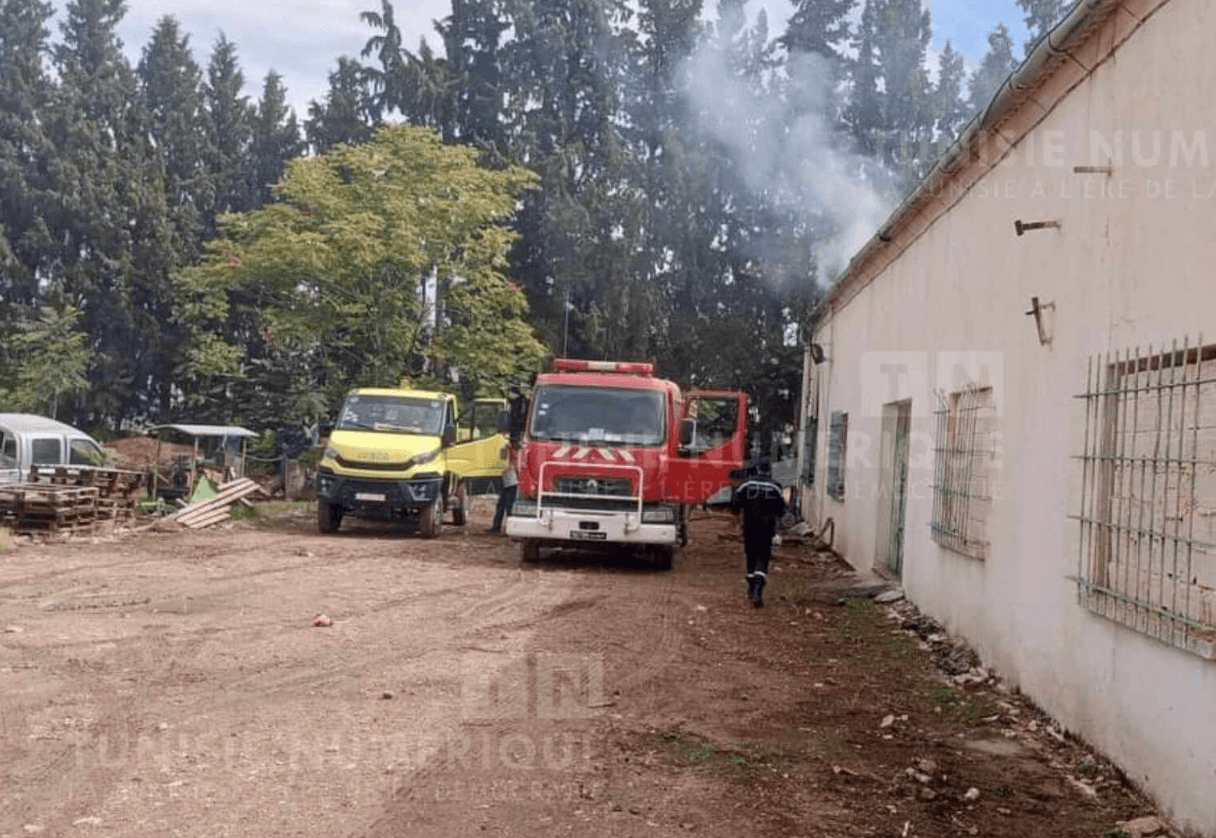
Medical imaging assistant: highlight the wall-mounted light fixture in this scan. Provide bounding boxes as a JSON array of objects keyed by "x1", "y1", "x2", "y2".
[
  {"x1": 1026, "y1": 296, "x2": 1056, "y2": 346},
  {"x1": 809, "y1": 343, "x2": 827, "y2": 365},
  {"x1": 1015, "y1": 219, "x2": 1062, "y2": 236},
  {"x1": 1073, "y1": 165, "x2": 1115, "y2": 176}
]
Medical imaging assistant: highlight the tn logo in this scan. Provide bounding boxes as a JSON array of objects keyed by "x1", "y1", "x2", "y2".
[{"x1": 461, "y1": 653, "x2": 605, "y2": 720}]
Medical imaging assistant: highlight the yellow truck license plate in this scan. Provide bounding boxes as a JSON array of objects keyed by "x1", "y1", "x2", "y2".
[{"x1": 355, "y1": 492, "x2": 386, "y2": 502}]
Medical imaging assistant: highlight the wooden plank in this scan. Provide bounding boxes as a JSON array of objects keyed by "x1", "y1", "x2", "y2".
[
  {"x1": 184, "y1": 507, "x2": 233, "y2": 529},
  {"x1": 175, "y1": 479, "x2": 260, "y2": 525},
  {"x1": 175, "y1": 478, "x2": 256, "y2": 515},
  {"x1": 175, "y1": 482, "x2": 257, "y2": 521}
]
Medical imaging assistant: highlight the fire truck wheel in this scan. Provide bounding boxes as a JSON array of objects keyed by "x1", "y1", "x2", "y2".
[
  {"x1": 419, "y1": 500, "x2": 443, "y2": 539},
  {"x1": 521, "y1": 539, "x2": 540, "y2": 563},
  {"x1": 451, "y1": 481, "x2": 469, "y2": 526},
  {"x1": 317, "y1": 500, "x2": 342, "y2": 534},
  {"x1": 654, "y1": 545, "x2": 677, "y2": 571}
]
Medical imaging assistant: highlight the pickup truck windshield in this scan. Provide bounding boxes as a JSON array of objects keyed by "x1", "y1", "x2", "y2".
[
  {"x1": 337, "y1": 395, "x2": 446, "y2": 435},
  {"x1": 529, "y1": 385, "x2": 665, "y2": 446}
]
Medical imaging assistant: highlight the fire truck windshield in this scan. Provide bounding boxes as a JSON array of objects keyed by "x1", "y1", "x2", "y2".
[
  {"x1": 529, "y1": 385, "x2": 665, "y2": 446},
  {"x1": 336, "y1": 395, "x2": 446, "y2": 435}
]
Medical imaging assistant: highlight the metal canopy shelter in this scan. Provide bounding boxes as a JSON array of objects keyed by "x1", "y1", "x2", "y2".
[{"x1": 148, "y1": 424, "x2": 259, "y2": 487}]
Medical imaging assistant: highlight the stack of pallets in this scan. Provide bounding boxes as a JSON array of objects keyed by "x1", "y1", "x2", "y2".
[
  {"x1": 26, "y1": 465, "x2": 147, "y2": 525},
  {"x1": 0, "y1": 484, "x2": 101, "y2": 535}
]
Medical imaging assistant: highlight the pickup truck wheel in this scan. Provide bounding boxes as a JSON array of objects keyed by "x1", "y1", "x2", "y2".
[
  {"x1": 419, "y1": 500, "x2": 443, "y2": 539},
  {"x1": 451, "y1": 480, "x2": 468, "y2": 526},
  {"x1": 521, "y1": 539, "x2": 540, "y2": 563},
  {"x1": 317, "y1": 500, "x2": 342, "y2": 534}
]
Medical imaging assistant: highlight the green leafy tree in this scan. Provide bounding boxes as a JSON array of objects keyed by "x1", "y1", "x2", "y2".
[
  {"x1": 0, "y1": 305, "x2": 90, "y2": 419},
  {"x1": 174, "y1": 124, "x2": 545, "y2": 420}
]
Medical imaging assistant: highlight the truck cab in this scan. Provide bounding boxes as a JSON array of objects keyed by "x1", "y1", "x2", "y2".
[
  {"x1": 315, "y1": 388, "x2": 508, "y2": 537},
  {"x1": 504, "y1": 360, "x2": 746, "y2": 568},
  {"x1": 0, "y1": 414, "x2": 108, "y2": 485}
]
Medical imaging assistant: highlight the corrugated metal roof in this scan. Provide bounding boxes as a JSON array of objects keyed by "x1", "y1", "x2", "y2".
[{"x1": 152, "y1": 424, "x2": 259, "y2": 438}]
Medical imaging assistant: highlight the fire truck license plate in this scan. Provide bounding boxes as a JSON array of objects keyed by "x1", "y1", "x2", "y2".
[
  {"x1": 355, "y1": 492, "x2": 386, "y2": 502},
  {"x1": 570, "y1": 530, "x2": 607, "y2": 541}
]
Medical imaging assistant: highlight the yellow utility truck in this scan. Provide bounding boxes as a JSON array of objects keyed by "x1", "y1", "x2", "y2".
[{"x1": 316, "y1": 386, "x2": 508, "y2": 537}]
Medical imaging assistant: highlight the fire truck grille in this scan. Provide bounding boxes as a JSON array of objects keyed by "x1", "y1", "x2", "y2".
[{"x1": 554, "y1": 476, "x2": 632, "y2": 497}]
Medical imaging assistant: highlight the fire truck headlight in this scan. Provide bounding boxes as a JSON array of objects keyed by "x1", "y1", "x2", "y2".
[
  {"x1": 322, "y1": 447, "x2": 338, "y2": 461},
  {"x1": 511, "y1": 498, "x2": 538, "y2": 517},
  {"x1": 642, "y1": 506, "x2": 675, "y2": 524}
]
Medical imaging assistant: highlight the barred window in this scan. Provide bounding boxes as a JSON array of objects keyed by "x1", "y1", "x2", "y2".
[
  {"x1": 931, "y1": 386, "x2": 994, "y2": 559},
  {"x1": 827, "y1": 411, "x2": 847, "y2": 501},
  {"x1": 1075, "y1": 338, "x2": 1216, "y2": 659}
]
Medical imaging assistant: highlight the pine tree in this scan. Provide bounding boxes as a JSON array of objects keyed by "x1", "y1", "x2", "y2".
[
  {"x1": 305, "y1": 56, "x2": 376, "y2": 153},
  {"x1": 780, "y1": 0, "x2": 855, "y2": 63},
  {"x1": 0, "y1": 0, "x2": 58, "y2": 310},
  {"x1": 969, "y1": 23, "x2": 1018, "y2": 115},
  {"x1": 137, "y1": 15, "x2": 210, "y2": 262},
  {"x1": 932, "y1": 40, "x2": 969, "y2": 146},
  {"x1": 846, "y1": 0, "x2": 936, "y2": 193},
  {"x1": 205, "y1": 34, "x2": 253, "y2": 218},
  {"x1": 360, "y1": 0, "x2": 410, "y2": 122},
  {"x1": 1016, "y1": 0, "x2": 1071, "y2": 56},
  {"x1": 437, "y1": 0, "x2": 510, "y2": 152},
  {"x1": 247, "y1": 70, "x2": 304, "y2": 207},
  {"x1": 50, "y1": 0, "x2": 167, "y2": 425},
  {"x1": 845, "y1": 0, "x2": 881, "y2": 158}
]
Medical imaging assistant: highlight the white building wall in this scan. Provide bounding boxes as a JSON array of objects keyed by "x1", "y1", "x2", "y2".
[{"x1": 804, "y1": 0, "x2": 1216, "y2": 832}]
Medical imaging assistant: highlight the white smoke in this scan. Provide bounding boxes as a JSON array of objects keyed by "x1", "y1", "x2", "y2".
[{"x1": 680, "y1": 45, "x2": 892, "y2": 286}]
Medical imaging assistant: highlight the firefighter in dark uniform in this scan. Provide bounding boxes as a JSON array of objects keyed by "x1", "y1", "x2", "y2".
[{"x1": 730, "y1": 456, "x2": 786, "y2": 608}]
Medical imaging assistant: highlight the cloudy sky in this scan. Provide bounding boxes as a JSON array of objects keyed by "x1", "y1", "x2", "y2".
[{"x1": 92, "y1": 0, "x2": 1036, "y2": 118}]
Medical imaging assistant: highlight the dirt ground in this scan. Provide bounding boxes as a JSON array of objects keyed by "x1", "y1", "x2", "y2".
[{"x1": 0, "y1": 500, "x2": 1173, "y2": 838}]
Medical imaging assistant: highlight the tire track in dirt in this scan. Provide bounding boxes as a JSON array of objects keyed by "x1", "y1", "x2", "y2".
[{"x1": 353, "y1": 541, "x2": 694, "y2": 838}]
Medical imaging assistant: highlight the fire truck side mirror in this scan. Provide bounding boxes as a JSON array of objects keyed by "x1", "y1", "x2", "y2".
[
  {"x1": 496, "y1": 410, "x2": 512, "y2": 434},
  {"x1": 443, "y1": 423, "x2": 457, "y2": 447},
  {"x1": 679, "y1": 418, "x2": 696, "y2": 448}
]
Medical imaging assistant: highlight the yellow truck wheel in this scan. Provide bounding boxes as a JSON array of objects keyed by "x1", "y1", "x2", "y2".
[
  {"x1": 318, "y1": 500, "x2": 342, "y2": 534},
  {"x1": 419, "y1": 500, "x2": 443, "y2": 539},
  {"x1": 451, "y1": 480, "x2": 469, "y2": 526}
]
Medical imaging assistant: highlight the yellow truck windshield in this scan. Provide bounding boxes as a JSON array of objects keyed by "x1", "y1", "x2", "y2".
[{"x1": 337, "y1": 395, "x2": 446, "y2": 435}]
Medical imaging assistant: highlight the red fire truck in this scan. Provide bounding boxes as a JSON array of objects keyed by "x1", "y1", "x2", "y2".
[{"x1": 503, "y1": 359, "x2": 747, "y2": 568}]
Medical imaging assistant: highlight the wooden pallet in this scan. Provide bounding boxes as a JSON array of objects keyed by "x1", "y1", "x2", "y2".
[
  {"x1": 27, "y1": 464, "x2": 145, "y2": 500},
  {"x1": 0, "y1": 484, "x2": 101, "y2": 535}
]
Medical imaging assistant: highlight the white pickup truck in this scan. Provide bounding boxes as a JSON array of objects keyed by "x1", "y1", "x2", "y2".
[{"x1": 0, "y1": 413, "x2": 108, "y2": 484}]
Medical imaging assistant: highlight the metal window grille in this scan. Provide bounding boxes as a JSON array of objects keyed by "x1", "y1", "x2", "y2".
[
  {"x1": 827, "y1": 411, "x2": 847, "y2": 501},
  {"x1": 931, "y1": 386, "x2": 994, "y2": 559},
  {"x1": 1074, "y1": 337, "x2": 1216, "y2": 659}
]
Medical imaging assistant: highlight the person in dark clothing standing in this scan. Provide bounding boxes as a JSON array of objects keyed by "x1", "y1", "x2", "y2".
[{"x1": 730, "y1": 456, "x2": 786, "y2": 608}]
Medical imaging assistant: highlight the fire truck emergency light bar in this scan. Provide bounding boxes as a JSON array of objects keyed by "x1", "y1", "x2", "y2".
[{"x1": 551, "y1": 359, "x2": 654, "y2": 375}]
